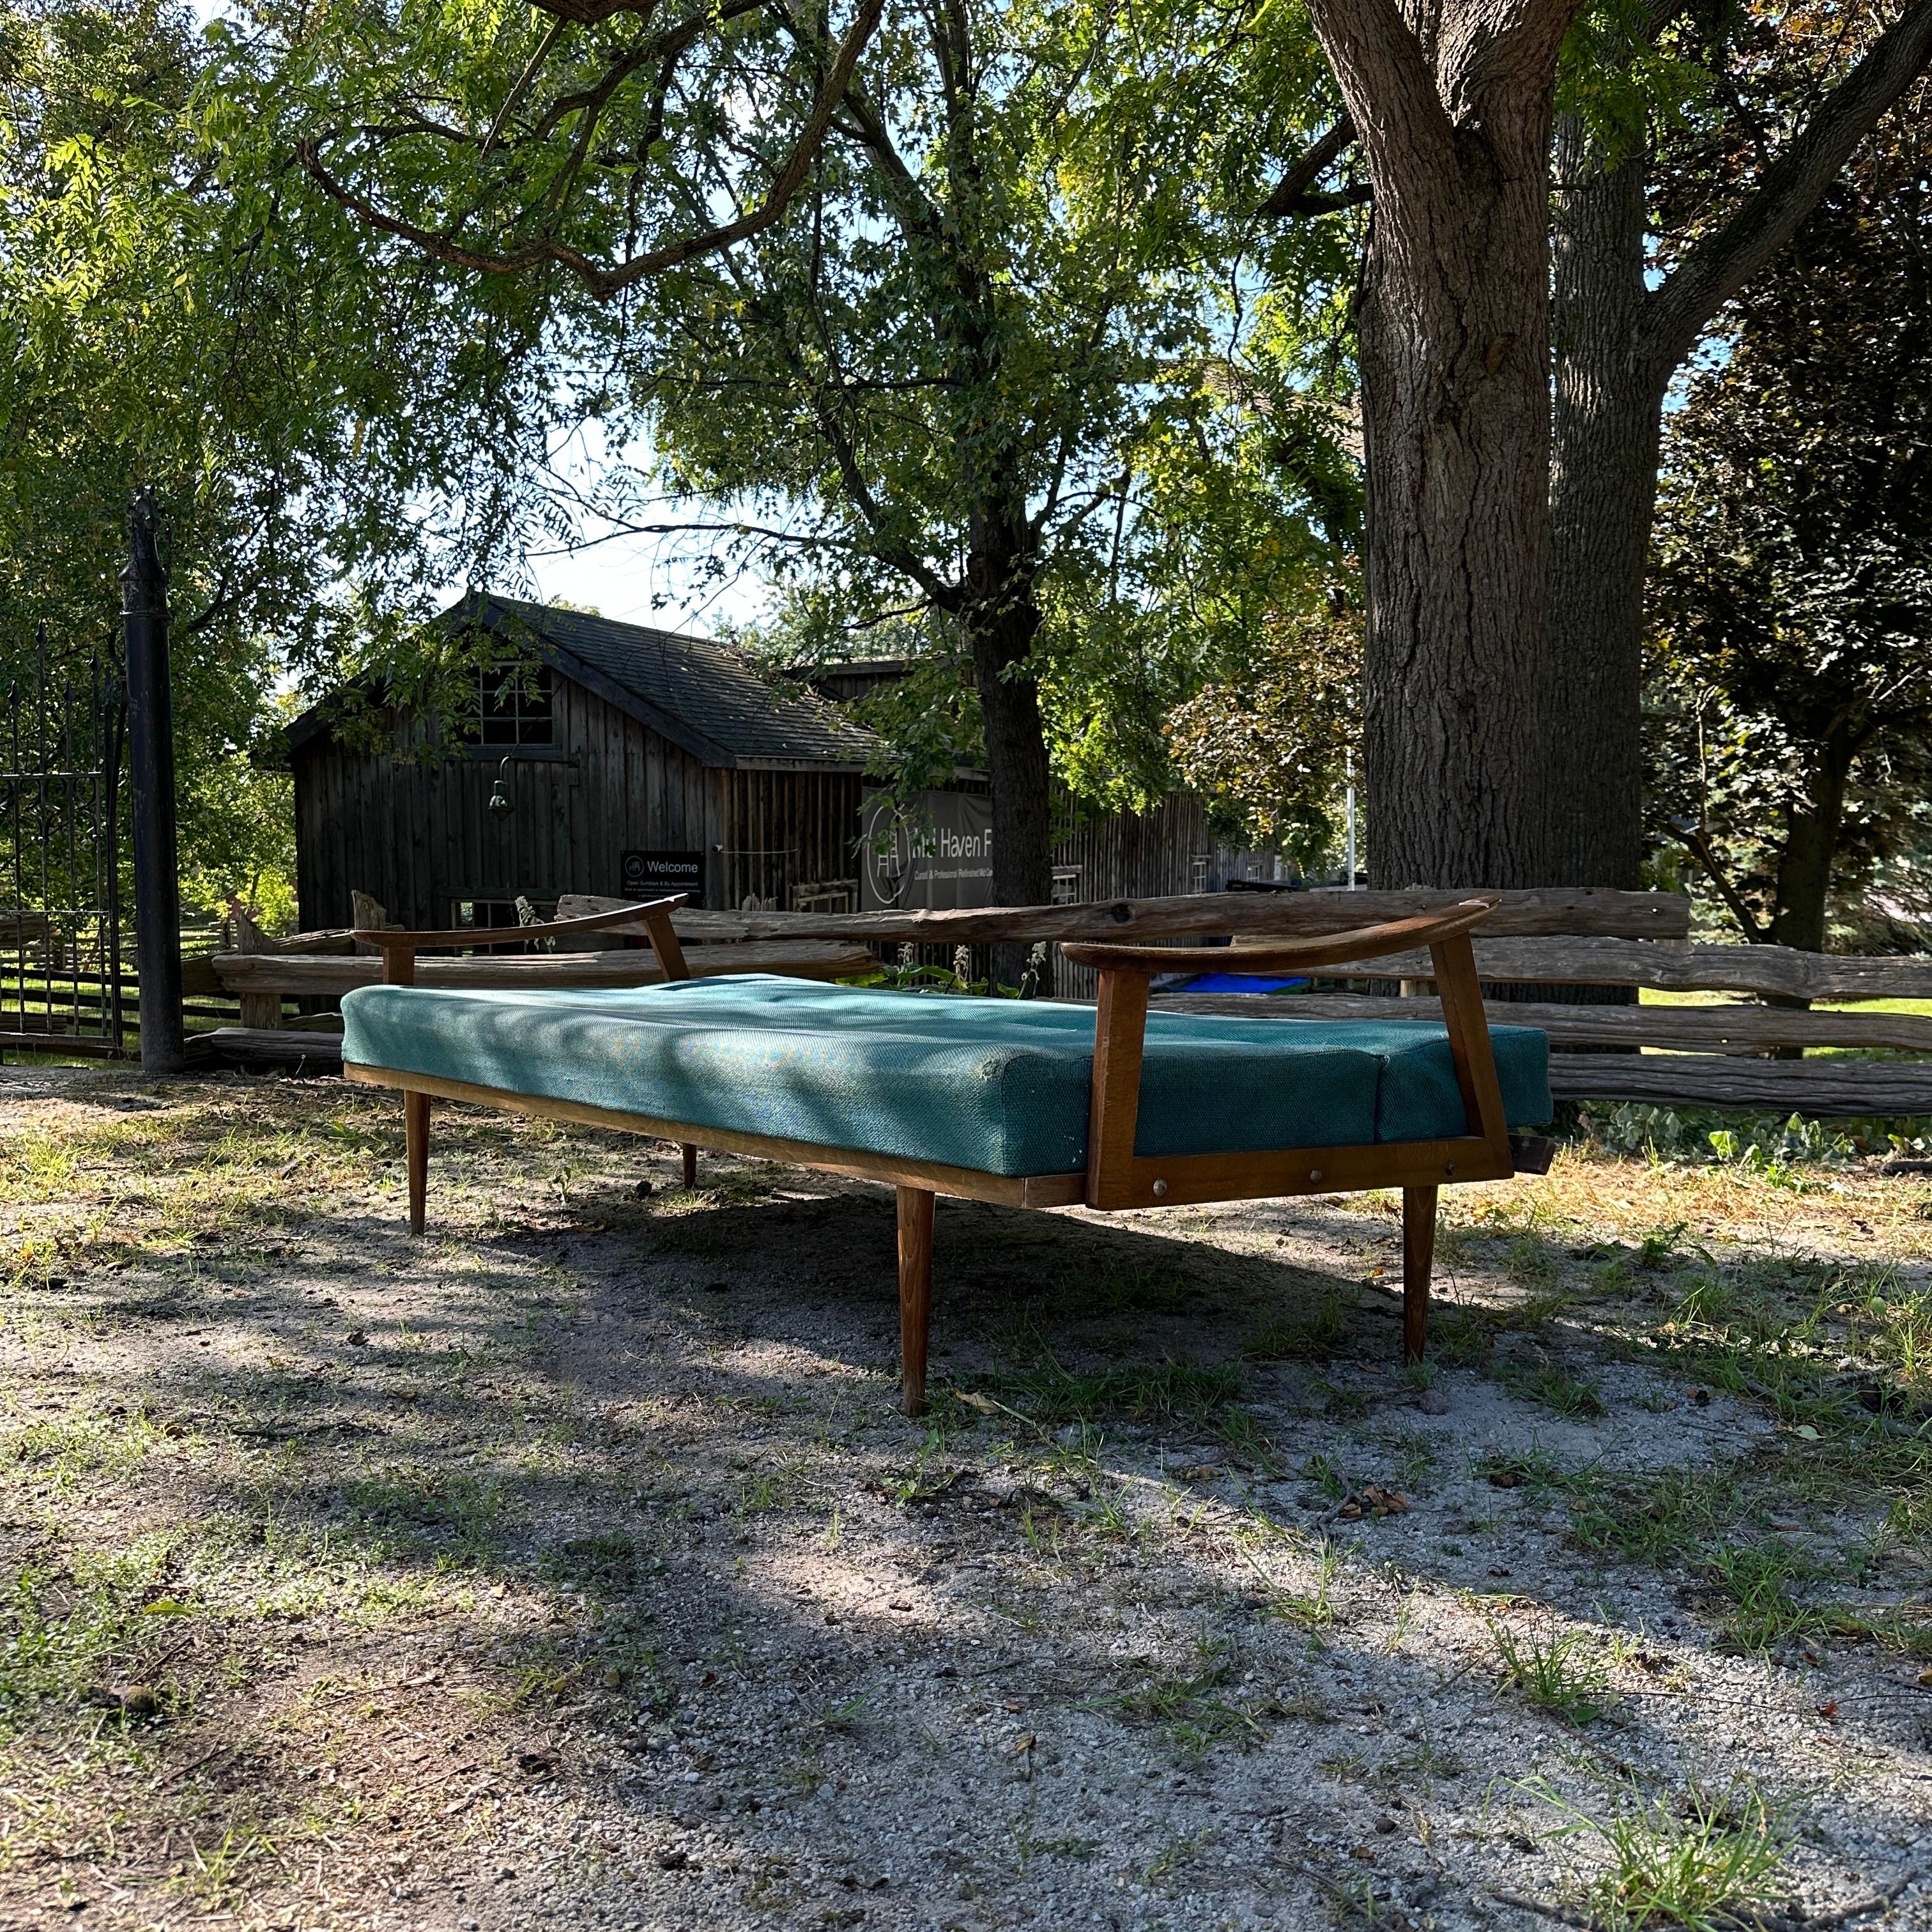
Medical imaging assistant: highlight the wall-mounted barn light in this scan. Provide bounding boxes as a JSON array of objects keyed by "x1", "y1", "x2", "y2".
[{"x1": 487, "y1": 756, "x2": 515, "y2": 818}]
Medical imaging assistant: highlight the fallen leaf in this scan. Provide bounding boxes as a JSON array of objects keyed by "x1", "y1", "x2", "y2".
[
  {"x1": 1815, "y1": 1700, "x2": 1838, "y2": 1719},
  {"x1": 1793, "y1": 1424, "x2": 1820, "y2": 1441},
  {"x1": 1361, "y1": 1485, "x2": 1410, "y2": 1516}
]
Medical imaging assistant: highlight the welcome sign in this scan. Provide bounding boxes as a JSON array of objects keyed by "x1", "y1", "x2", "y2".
[
  {"x1": 622, "y1": 849, "x2": 705, "y2": 907},
  {"x1": 859, "y1": 792, "x2": 995, "y2": 910}
]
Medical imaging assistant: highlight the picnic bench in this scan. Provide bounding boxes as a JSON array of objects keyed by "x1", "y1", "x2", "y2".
[{"x1": 337, "y1": 896, "x2": 1554, "y2": 1414}]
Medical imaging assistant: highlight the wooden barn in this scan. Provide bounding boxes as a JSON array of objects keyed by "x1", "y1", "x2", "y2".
[{"x1": 287, "y1": 594, "x2": 880, "y2": 931}]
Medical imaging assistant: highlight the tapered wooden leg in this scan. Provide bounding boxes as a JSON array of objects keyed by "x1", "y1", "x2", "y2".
[
  {"x1": 406, "y1": 1092, "x2": 431, "y2": 1236},
  {"x1": 682, "y1": 1143, "x2": 698, "y2": 1189},
  {"x1": 1402, "y1": 1184, "x2": 1437, "y2": 1361},
  {"x1": 897, "y1": 1186, "x2": 935, "y2": 1418}
]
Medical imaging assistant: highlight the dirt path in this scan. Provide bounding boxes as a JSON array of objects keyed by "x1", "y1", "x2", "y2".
[{"x1": 1, "y1": 1065, "x2": 1929, "y2": 1931}]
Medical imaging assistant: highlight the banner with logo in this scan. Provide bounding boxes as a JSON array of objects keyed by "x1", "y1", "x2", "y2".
[{"x1": 859, "y1": 791, "x2": 995, "y2": 910}]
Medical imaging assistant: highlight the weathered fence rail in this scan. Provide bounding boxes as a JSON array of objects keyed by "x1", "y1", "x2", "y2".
[
  {"x1": 1165, "y1": 990, "x2": 1932, "y2": 1055},
  {"x1": 173, "y1": 884, "x2": 1931, "y2": 1117},
  {"x1": 1318, "y1": 937, "x2": 1932, "y2": 1002},
  {"x1": 565, "y1": 886, "x2": 1689, "y2": 946}
]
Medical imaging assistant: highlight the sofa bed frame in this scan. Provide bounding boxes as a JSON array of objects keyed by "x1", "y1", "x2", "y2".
[{"x1": 344, "y1": 895, "x2": 1532, "y2": 1414}]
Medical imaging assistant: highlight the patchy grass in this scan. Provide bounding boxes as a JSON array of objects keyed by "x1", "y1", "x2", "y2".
[
  {"x1": 1487, "y1": 1619, "x2": 1614, "y2": 1725},
  {"x1": 1497, "y1": 1360, "x2": 1607, "y2": 1420},
  {"x1": 1529, "y1": 1779, "x2": 1790, "y2": 1932},
  {"x1": 974, "y1": 1351, "x2": 1246, "y2": 1430},
  {"x1": 2, "y1": 1068, "x2": 1929, "y2": 1929}
]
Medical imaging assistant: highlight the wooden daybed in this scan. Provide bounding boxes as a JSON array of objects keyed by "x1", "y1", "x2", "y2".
[{"x1": 340, "y1": 896, "x2": 1552, "y2": 1414}]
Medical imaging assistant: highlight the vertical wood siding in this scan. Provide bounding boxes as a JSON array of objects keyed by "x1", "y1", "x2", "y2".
[{"x1": 295, "y1": 674, "x2": 876, "y2": 931}]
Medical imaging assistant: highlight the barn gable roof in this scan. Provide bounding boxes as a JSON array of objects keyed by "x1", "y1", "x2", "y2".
[{"x1": 287, "y1": 593, "x2": 882, "y2": 772}]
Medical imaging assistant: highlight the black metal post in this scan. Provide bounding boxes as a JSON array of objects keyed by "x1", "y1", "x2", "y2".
[{"x1": 121, "y1": 489, "x2": 184, "y2": 1075}]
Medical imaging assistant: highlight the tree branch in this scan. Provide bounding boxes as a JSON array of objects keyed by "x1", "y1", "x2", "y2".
[
  {"x1": 1301, "y1": 0, "x2": 1456, "y2": 204},
  {"x1": 1640, "y1": 0, "x2": 1932, "y2": 374},
  {"x1": 1669, "y1": 821, "x2": 1767, "y2": 943},
  {"x1": 481, "y1": 14, "x2": 567, "y2": 157},
  {"x1": 1258, "y1": 116, "x2": 1370, "y2": 220},
  {"x1": 299, "y1": 0, "x2": 886, "y2": 300},
  {"x1": 528, "y1": 0, "x2": 663, "y2": 22}
]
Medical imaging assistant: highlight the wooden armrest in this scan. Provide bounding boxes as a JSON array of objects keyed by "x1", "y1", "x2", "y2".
[
  {"x1": 356, "y1": 895, "x2": 691, "y2": 986},
  {"x1": 352, "y1": 896, "x2": 687, "y2": 954},
  {"x1": 1079, "y1": 896, "x2": 1510, "y2": 1208},
  {"x1": 1061, "y1": 900, "x2": 1496, "y2": 977}
]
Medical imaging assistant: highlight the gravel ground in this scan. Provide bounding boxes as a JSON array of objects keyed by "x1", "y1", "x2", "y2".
[{"x1": 1, "y1": 1063, "x2": 1929, "y2": 1932}]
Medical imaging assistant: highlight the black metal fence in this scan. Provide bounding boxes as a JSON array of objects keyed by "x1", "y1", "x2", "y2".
[{"x1": 1, "y1": 625, "x2": 126, "y2": 1055}]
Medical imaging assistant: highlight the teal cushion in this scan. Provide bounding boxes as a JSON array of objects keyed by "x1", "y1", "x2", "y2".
[{"x1": 340, "y1": 976, "x2": 1549, "y2": 1178}]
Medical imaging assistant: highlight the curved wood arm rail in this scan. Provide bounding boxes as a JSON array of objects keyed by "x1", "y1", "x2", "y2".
[
  {"x1": 1077, "y1": 898, "x2": 1514, "y2": 1213},
  {"x1": 353, "y1": 895, "x2": 691, "y2": 986},
  {"x1": 1059, "y1": 899, "x2": 1497, "y2": 977}
]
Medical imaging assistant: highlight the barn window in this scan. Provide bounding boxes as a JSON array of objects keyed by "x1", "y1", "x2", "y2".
[{"x1": 472, "y1": 660, "x2": 553, "y2": 747}]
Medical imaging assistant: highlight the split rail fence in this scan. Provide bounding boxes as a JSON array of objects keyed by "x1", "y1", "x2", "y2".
[{"x1": 160, "y1": 886, "x2": 1932, "y2": 1117}]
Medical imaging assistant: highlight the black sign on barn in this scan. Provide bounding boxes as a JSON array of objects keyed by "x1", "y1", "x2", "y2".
[
  {"x1": 624, "y1": 848, "x2": 706, "y2": 907},
  {"x1": 859, "y1": 791, "x2": 995, "y2": 910}
]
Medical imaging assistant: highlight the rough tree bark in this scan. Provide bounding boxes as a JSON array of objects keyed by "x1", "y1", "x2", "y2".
[
  {"x1": 1302, "y1": 0, "x2": 1586, "y2": 889},
  {"x1": 1770, "y1": 726, "x2": 1862, "y2": 956},
  {"x1": 1277, "y1": 1, "x2": 1932, "y2": 890},
  {"x1": 1546, "y1": 118, "x2": 1659, "y2": 892},
  {"x1": 963, "y1": 542, "x2": 1054, "y2": 910},
  {"x1": 1543, "y1": 1, "x2": 1932, "y2": 887}
]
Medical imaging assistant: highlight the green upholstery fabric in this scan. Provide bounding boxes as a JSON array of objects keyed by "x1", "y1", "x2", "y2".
[{"x1": 341, "y1": 975, "x2": 1550, "y2": 1178}]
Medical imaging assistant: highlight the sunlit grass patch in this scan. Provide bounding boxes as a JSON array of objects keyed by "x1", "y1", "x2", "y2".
[
  {"x1": 1566, "y1": 1464, "x2": 1744, "y2": 1567},
  {"x1": 0, "y1": 1533, "x2": 197, "y2": 1729},
  {"x1": 3, "y1": 1402, "x2": 165, "y2": 1490},
  {"x1": 1094, "y1": 1636, "x2": 1268, "y2": 1758},
  {"x1": 1707, "y1": 1542, "x2": 1828, "y2": 1653},
  {"x1": 1248, "y1": 1540, "x2": 1344, "y2": 1634},
  {"x1": 1527, "y1": 1778, "x2": 1789, "y2": 1932},
  {"x1": 1487, "y1": 1618, "x2": 1614, "y2": 1724}
]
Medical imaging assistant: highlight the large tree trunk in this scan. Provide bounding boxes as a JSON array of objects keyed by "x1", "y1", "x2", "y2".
[
  {"x1": 1770, "y1": 728, "x2": 1858, "y2": 956},
  {"x1": 1299, "y1": 0, "x2": 1932, "y2": 895},
  {"x1": 1353, "y1": 162, "x2": 1558, "y2": 887},
  {"x1": 1309, "y1": 0, "x2": 1580, "y2": 889},
  {"x1": 1538, "y1": 10, "x2": 1932, "y2": 889},
  {"x1": 963, "y1": 537, "x2": 1053, "y2": 914},
  {"x1": 1546, "y1": 118, "x2": 1664, "y2": 891}
]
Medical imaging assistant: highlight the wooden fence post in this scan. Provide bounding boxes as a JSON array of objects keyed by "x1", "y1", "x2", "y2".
[
  {"x1": 121, "y1": 488, "x2": 184, "y2": 1076},
  {"x1": 229, "y1": 900, "x2": 283, "y2": 1031}
]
